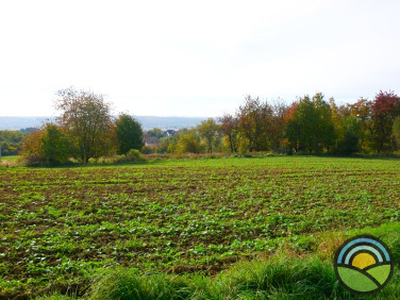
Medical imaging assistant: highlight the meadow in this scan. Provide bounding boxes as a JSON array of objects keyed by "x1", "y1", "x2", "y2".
[{"x1": 1, "y1": 155, "x2": 400, "y2": 299}]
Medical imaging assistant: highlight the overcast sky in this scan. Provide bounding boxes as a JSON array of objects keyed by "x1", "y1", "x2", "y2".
[{"x1": 1, "y1": 0, "x2": 400, "y2": 117}]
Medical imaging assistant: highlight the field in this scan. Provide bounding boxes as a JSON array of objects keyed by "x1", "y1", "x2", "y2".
[{"x1": 1, "y1": 156, "x2": 400, "y2": 298}]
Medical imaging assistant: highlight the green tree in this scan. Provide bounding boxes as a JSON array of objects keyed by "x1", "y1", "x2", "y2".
[
  {"x1": 173, "y1": 130, "x2": 201, "y2": 154},
  {"x1": 313, "y1": 93, "x2": 335, "y2": 152},
  {"x1": 393, "y1": 117, "x2": 400, "y2": 149},
  {"x1": 294, "y1": 96, "x2": 317, "y2": 152},
  {"x1": 147, "y1": 128, "x2": 165, "y2": 139},
  {"x1": 336, "y1": 116, "x2": 362, "y2": 154},
  {"x1": 348, "y1": 98, "x2": 374, "y2": 152},
  {"x1": 285, "y1": 93, "x2": 335, "y2": 153},
  {"x1": 0, "y1": 130, "x2": 26, "y2": 156},
  {"x1": 115, "y1": 113, "x2": 144, "y2": 155},
  {"x1": 40, "y1": 123, "x2": 70, "y2": 164},
  {"x1": 55, "y1": 87, "x2": 116, "y2": 163},
  {"x1": 21, "y1": 123, "x2": 70, "y2": 165},
  {"x1": 197, "y1": 118, "x2": 221, "y2": 154}
]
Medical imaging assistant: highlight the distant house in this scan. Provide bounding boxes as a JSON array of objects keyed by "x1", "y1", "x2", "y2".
[
  {"x1": 145, "y1": 139, "x2": 158, "y2": 147},
  {"x1": 164, "y1": 129, "x2": 177, "y2": 137}
]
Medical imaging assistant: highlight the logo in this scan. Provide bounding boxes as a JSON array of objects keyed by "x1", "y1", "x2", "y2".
[{"x1": 334, "y1": 235, "x2": 393, "y2": 294}]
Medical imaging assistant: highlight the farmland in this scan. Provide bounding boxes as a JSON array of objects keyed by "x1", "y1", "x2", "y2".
[{"x1": 1, "y1": 156, "x2": 400, "y2": 298}]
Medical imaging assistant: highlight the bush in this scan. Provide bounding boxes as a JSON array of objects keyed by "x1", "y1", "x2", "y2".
[
  {"x1": 337, "y1": 131, "x2": 360, "y2": 154},
  {"x1": 126, "y1": 149, "x2": 143, "y2": 161},
  {"x1": 21, "y1": 124, "x2": 70, "y2": 166},
  {"x1": 140, "y1": 146, "x2": 154, "y2": 154},
  {"x1": 238, "y1": 138, "x2": 249, "y2": 155}
]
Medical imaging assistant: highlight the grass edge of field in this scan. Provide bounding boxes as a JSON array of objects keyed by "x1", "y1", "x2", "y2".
[{"x1": 32, "y1": 222, "x2": 400, "y2": 300}]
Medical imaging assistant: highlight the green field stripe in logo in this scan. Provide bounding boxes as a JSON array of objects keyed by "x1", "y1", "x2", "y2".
[
  {"x1": 366, "y1": 264, "x2": 391, "y2": 285},
  {"x1": 337, "y1": 266, "x2": 378, "y2": 292}
]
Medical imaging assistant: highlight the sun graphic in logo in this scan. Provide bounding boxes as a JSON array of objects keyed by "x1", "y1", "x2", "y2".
[{"x1": 334, "y1": 235, "x2": 393, "y2": 294}]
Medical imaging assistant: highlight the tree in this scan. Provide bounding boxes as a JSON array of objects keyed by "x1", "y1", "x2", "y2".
[
  {"x1": 219, "y1": 113, "x2": 239, "y2": 153},
  {"x1": 392, "y1": 117, "x2": 400, "y2": 149},
  {"x1": 291, "y1": 96, "x2": 317, "y2": 152},
  {"x1": 197, "y1": 118, "x2": 221, "y2": 154},
  {"x1": 40, "y1": 123, "x2": 70, "y2": 164},
  {"x1": 284, "y1": 102, "x2": 302, "y2": 153},
  {"x1": 237, "y1": 95, "x2": 274, "y2": 152},
  {"x1": 370, "y1": 90, "x2": 400, "y2": 152},
  {"x1": 115, "y1": 113, "x2": 144, "y2": 155},
  {"x1": 329, "y1": 98, "x2": 345, "y2": 152},
  {"x1": 21, "y1": 123, "x2": 70, "y2": 165},
  {"x1": 270, "y1": 100, "x2": 288, "y2": 152},
  {"x1": 337, "y1": 116, "x2": 362, "y2": 154},
  {"x1": 147, "y1": 128, "x2": 165, "y2": 139},
  {"x1": 0, "y1": 130, "x2": 26, "y2": 156},
  {"x1": 285, "y1": 93, "x2": 335, "y2": 153},
  {"x1": 171, "y1": 130, "x2": 202, "y2": 154},
  {"x1": 313, "y1": 93, "x2": 335, "y2": 152},
  {"x1": 347, "y1": 98, "x2": 374, "y2": 152},
  {"x1": 21, "y1": 129, "x2": 44, "y2": 163},
  {"x1": 54, "y1": 87, "x2": 116, "y2": 163},
  {"x1": 284, "y1": 102, "x2": 301, "y2": 152}
]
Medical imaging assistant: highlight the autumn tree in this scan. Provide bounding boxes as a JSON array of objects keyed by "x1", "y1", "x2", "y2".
[
  {"x1": 270, "y1": 100, "x2": 288, "y2": 151},
  {"x1": 197, "y1": 118, "x2": 221, "y2": 154},
  {"x1": 329, "y1": 98, "x2": 345, "y2": 151},
  {"x1": 370, "y1": 90, "x2": 400, "y2": 152},
  {"x1": 169, "y1": 129, "x2": 202, "y2": 154},
  {"x1": 219, "y1": 113, "x2": 239, "y2": 153},
  {"x1": 237, "y1": 95, "x2": 274, "y2": 152},
  {"x1": 284, "y1": 102, "x2": 301, "y2": 152},
  {"x1": 21, "y1": 129, "x2": 44, "y2": 164},
  {"x1": 115, "y1": 113, "x2": 144, "y2": 155},
  {"x1": 55, "y1": 87, "x2": 116, "y2": 164},
  {"x1": 347, "y1": 98, "x2": 374, "y2": 152},
  {"x1": 21, "y1": 123, "x2": 69, "y2": 165}
]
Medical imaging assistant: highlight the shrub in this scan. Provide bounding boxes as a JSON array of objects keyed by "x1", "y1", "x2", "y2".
[
  {"x1": 21, "y1": 124, "x2": 70, "y2": 166},
  {"x1": 126, "y1": 149, "x2": 143, "y2": 161}
]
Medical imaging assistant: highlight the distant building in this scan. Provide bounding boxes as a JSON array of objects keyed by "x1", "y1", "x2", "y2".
[
  {"x1": 164, "y1": 129, "x2": 177, "y2": 137},
  {"x1": 145, "y1": 139, "x2": 158, "y2": 147}
]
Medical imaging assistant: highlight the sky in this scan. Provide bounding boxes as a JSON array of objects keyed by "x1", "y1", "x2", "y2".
[{"x1": 1, "y1": 0, "x2": 400, "y2": 117}]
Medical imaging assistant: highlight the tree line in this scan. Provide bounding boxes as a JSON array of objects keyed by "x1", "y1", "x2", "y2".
[
  {"x1": 20, "y1": 87, "x2": 400, "y2": 165},
  {"x1": 147, "y1": 91, "x2": 400, "y2": 156}
]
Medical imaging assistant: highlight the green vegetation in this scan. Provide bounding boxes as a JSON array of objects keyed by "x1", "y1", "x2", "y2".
[
  {"x1": 1, "y1": 156, "x2": 400, "y2": 298},
  {"x1": 0, "y1": 155, "x2": 19, "y2": 162},
  {"x1": 115, "y1": 113, "x2": 144, "y2": 155},
  {"x1": 0, "y1": 130, "x2": 27, "y2": 156}
]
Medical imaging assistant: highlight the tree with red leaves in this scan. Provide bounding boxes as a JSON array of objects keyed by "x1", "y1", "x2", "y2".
[{"x1": 370, "y1": 90, "x2": 400, "y2": 152}]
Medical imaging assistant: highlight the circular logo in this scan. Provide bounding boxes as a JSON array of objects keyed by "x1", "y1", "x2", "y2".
[{"x1": 334, "y1": 235, "x2": 393, "y2": 294}]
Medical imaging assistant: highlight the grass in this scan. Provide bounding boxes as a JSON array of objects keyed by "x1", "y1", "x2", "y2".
[
  {"x1": 0, "y1": 155, "x2": 19, "y2": 161},
  {"x1": 39, "y1": 223, "x2": 400, "y2": 299},
  {"x1": 1, "y1": 155, "x2": 400, "y2": 298},
  {"x1": 0, "y1": 155, "x2": 20, "y2": 167}
]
